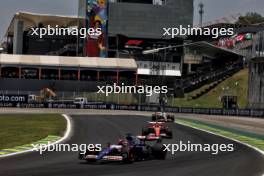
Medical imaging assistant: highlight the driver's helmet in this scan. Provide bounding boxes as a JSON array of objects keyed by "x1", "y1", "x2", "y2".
[
  {"x1": 126, "y1": 136, "x2": 133, "y2": 141},
  {"x1": 118, "y1": 139, "x2": 128, "y2": 146}
]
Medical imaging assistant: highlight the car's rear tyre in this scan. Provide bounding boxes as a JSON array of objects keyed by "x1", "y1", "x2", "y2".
[
  {"x1": 142, "y1": 127, "x2": 149, "y2": 136},
  {"x1": 152, "y1": 144, "x2": 167, "y2": 160},
  {"x1": 166, "y1": 130, "x2": 173, "y2": 139},
  {"x1": 78, "y1": 152, "x2": 84, "y2": 160},
  {"x1": 122, "y1": 151, "x2": 134, "y2": 164},
  {"x1": 169, "y1": 116, "x2": 175, "y2": 122},
  {"x1": 152, "y1": 115, "x2": 157, "y2": 121}
]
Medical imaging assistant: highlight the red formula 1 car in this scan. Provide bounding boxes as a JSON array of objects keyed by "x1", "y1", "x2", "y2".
[
  {"x1": 152, "y1": 112, "x2": 175, "y2": 122},
  {"x1": 142, "y1": 122, "x2": 173, "y2": 139}
]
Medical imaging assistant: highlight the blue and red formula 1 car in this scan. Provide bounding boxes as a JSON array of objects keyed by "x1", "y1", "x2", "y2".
[{"x1": 79, "y1": 134, "x2": 167, "y2": 164}]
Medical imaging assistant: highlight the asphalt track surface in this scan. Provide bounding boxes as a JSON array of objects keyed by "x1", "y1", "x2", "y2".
[{"x1": 0, "y1": 115, "x2": 264, "y2": 176}]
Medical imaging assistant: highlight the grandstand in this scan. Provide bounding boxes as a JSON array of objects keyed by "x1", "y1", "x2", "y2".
[
  {"x1": 0, "y1": 54, "x2": 137, "y2": 92},
  {"x1": 0, "y1": 0, "x2": 249, "y2": 100}
]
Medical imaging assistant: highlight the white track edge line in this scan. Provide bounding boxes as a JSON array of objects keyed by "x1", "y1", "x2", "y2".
[
  {"x1": 175, "y1": 121, "x2": 264, "y2": 156},
  {"x1": 0, "y1": 114, "x2": 72, "y2": 158},
  {"x1": 176, "y1": 121, "x2": 264, "y2": 176}
]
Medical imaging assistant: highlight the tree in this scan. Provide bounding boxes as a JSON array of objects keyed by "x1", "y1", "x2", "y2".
[{"x1": 236, "y1": 12, "x2": 264, "y2": 25}]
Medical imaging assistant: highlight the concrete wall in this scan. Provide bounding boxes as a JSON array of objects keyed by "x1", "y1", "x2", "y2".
[
  {"x1": 108, "y1": 0, "x2": 194, "y2": 38},
  {"x1": 248, "y1": 57, "x2": 264, "y2": 109}
]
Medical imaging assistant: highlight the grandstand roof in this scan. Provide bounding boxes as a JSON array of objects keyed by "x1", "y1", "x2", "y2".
[
  {"x1": 5, "y1": 11, "x2": 78, "y2": 37},
  {"x1": 0, "y1": 54, "x2": 137, "y2": 70},
  {"x1": 186, "y1": 41, "x2": 243, "y2": 58}
]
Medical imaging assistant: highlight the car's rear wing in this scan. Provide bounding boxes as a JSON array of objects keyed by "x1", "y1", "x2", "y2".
[{"x1": 136, "y1": 135, "x2": 161, "y2": 141}]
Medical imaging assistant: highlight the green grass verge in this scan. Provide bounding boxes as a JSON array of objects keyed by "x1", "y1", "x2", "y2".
[
  {"x1": 175, "y1": 118, "x2": 264, "y2": 151},
  {"x1": 0, "y1": 114, "x2": 66, "y2": 150},
  {"x1": 170, "y1": 69, "x2": 248, "y2": 108},
  {"x1": 0, "y1": 135, "x2": 61, "y2": 155}
]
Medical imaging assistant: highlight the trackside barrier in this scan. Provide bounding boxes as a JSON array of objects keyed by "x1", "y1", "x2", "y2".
[{"x1": 0, "y1": 103, "x2": 263, "y2": 118}]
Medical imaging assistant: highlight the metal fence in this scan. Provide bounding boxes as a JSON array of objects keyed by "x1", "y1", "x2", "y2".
[{"x1": 1, "y1": 102, "x2": 263, "y2": 118}]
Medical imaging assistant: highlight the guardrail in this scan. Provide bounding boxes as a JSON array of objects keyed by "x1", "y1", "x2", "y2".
[{"x1": 0, "y1": 102, "x2": 263, "y2": 118}]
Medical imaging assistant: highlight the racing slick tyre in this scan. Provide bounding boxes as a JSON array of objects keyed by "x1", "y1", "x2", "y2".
[
  {"x1": 151, "y1": 144, "x2": 167, "y2": 160},
  {"x1": 152, "y1": 115, "x2": 157, "y2": 121},
  {"x1": 78, "y1": 152, "x2": 84, "y2": 160},
  {"x1": 168, "y1": 116, "x2": 175, "y2": 122},
  {"x1": 142, "y1": 127, "x2": 149, "y2": 136},
  {"x1": 122, "y1": 151, "x2": 135, "y2": 164},
  {"x1": 166, "y1": 130, "x2": 173, "y2": 139}
]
